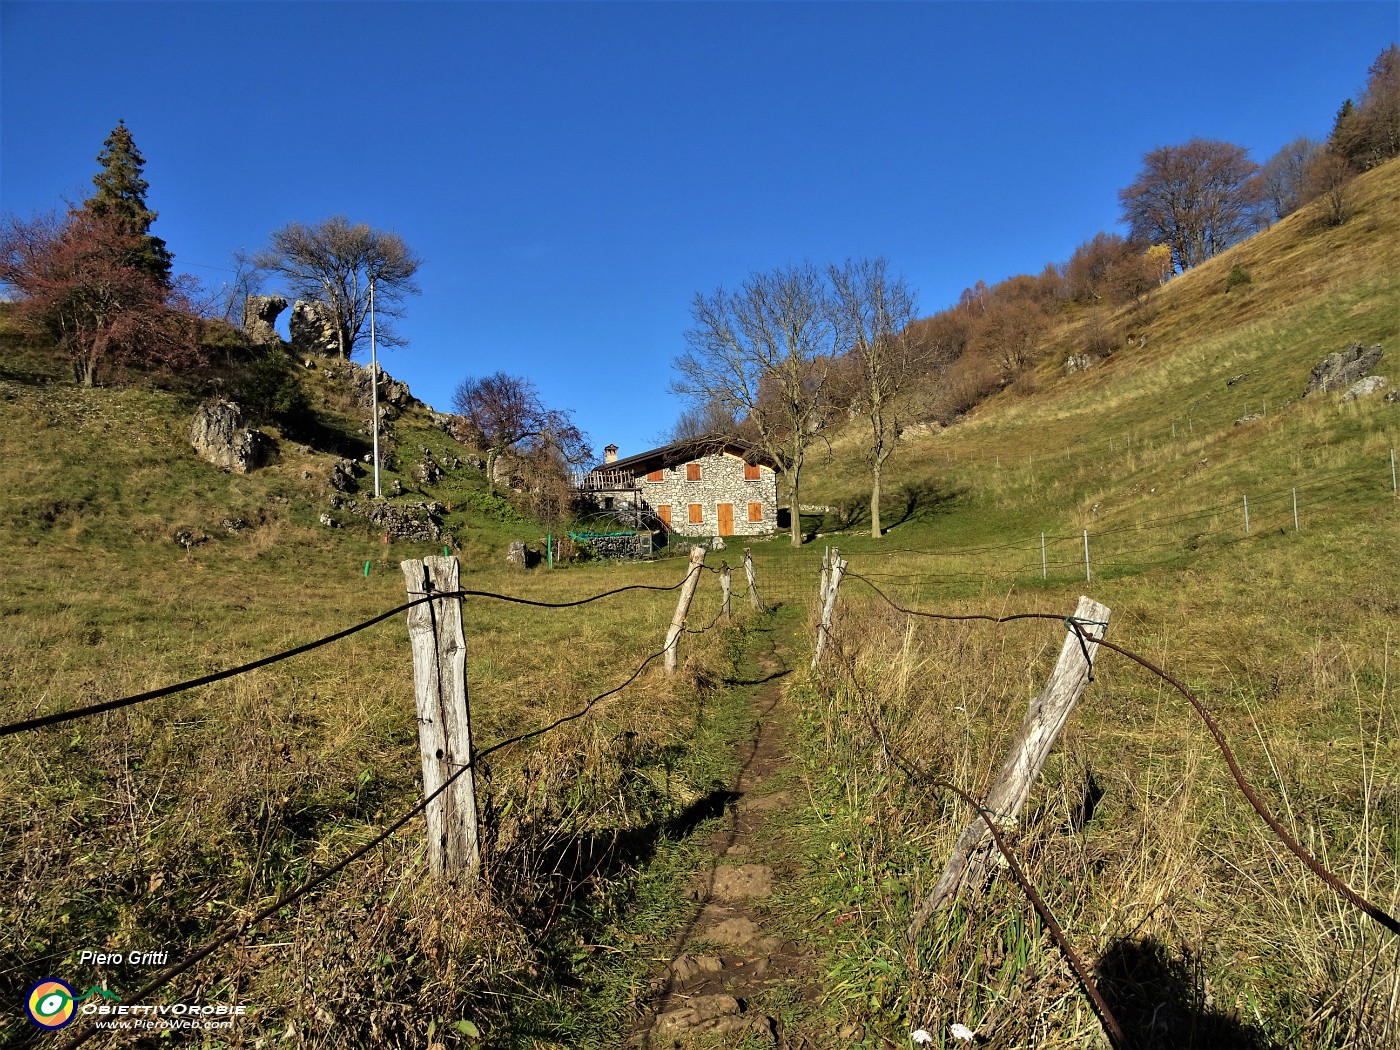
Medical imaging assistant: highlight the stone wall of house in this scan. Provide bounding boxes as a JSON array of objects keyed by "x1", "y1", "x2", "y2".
[{"x1": 639, "y1": 451, "x2": 778, "y2": 537}]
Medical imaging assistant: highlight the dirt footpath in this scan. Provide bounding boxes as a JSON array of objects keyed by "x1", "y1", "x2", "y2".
[{"x1": 630, "y1": 635, "x2": 822, "y2": 1049}]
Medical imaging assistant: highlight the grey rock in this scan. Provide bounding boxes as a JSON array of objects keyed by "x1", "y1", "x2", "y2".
[
  {"x1": 289, "y1": 299, "x2": 341, "y2": 357},
  {"x1": 341, "y1": 499, "x2": 442, "y2": 542},
  {"x1": 172, "y1": 526, "x2": 208, "y2": 550},
  {"x1": 507, "y1": 540, "x2": 528, "y2": 568},
  {"x1": 318, "y1": 513, "x2": 339, "y2": 528},
  {"x1": 1385, "y1": 390, "x2": 1400, "y2": 404},
  {"x1": 328, "y1": 459, "x2": 359, "y2": 493},
  {"x1": 241, "y1": 295, "x2": 287, "y2": 346},
  {"x1": 1065, "y1": 353, "x2": 1097, "y2": 374},
  {"x1": 1340, "y1": 375, "x2": 1388, "y2": 402},
  {"x1": 189, "y1": 400, "x2": 268, "y2": 474},
  {"x1": 390, "y1": 478, "x2": 404, "y2": 497},
  {"x1": 1233, "y1": 414, "x2": 1261, "y2": 426},
  {"x1": 1306, "y1": 342, "x2": 1384, "y2": 395},
  {"x1": 415, "y1": 455, "x2": 442, "y2": 486}
]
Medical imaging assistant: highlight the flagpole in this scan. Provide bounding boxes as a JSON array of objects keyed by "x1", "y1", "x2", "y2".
[{"x1": 369, "y1": 277, "x2": 381, "y2": 499}]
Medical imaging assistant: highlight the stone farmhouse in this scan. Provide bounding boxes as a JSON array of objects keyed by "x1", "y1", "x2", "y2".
[{"x1": 578, "y1": 438, "x2": 780, "y2": 539}]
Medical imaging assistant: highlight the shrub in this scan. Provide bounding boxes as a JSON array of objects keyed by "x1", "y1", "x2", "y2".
[{"x1": 1226, "y1": 265, "x2": 1252, "y2": 292}]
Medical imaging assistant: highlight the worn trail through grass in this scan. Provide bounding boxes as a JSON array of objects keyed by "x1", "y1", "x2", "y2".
[{"x1": 629, "y1": 609, "x2": 831, "y2": 1050}]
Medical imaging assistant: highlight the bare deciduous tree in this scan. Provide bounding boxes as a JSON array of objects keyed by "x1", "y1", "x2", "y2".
[
  {"x1": 1253, "y1": 137, "x2": 1323, "y2": 223},
  {"x1": 673, "y1": 263, "x2": 836, "y2": 547},
  {"x1": 829, "y1": 258, "x2": 918, "y2": 539},
  {"x1": 1119, "y1": 138, "x2": 1262, "y2": 273},
  {"x1": 254, "y1": 215, "x2": 420, "y2": 358},
  {"x1": 452, "y1": 372, "x2": 591, "y2": 494}
]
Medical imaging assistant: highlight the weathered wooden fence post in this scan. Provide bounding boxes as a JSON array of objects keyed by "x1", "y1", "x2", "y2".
[
  {"x1": 811, "y1": 547, "x2": 847, "y2": 670},
  {"x1": 744, "y1": 547, "x2": 762, "y2": 611},
  {"x1": 908, "y1": 594, "x2": 1110, "y2": 941},
  {"x1": 720, "y1": 561, "x2": 732, "y2": 623},
  {"x1": 401, "y1": 556, "x2": 480, "y2": 880},
  {"x1": 664, "y1": 546, "x2": 707, "y2": 675}
]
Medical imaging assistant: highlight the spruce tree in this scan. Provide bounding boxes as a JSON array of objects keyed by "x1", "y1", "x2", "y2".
[{"x1": 83, "y1": 120, "x2": 173, "y2": 284}]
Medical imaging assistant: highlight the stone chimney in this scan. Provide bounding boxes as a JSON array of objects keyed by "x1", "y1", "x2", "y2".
[{"x1": 604, "y1": 444, "x2": 618, "y2": 464}]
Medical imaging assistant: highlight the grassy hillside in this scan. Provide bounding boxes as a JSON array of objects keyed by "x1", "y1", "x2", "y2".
[
  {"x1": 0, "y1": 328, "x2": 760, "y2": 1048},
  {"x1": 0, "y1": 159, "x2": 1396, "y2": 1050},
  {"x1": 778, "y1": 158, "x2": 1400, "y2": 1048}
]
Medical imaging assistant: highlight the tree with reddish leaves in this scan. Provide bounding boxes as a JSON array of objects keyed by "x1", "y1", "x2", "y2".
[
  {"x1": 1119, "y1": 138, "x2": 1262, "y2": 273},
  {"x1": 0, "y1": 209, "x2": 202, "y2": 387}
]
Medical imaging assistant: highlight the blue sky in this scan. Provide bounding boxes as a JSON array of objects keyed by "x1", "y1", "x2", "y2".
[{"x1": 2, "y1": 1, "x2": 1395, "y2": 460}]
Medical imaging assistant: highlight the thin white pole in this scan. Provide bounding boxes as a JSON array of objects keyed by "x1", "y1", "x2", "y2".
[
  {"x1": 1083, "y1": 530, "x2": 1091, "y2": 583},
  {"x1": 1391, "y1": 449, "x2": 1397, "y2": 494},
  {"x1": 369, "y1": 277, "x2": 381, "y2": 499},
  {"x1": 1292, "y1": 488, "x2": 1299, "y2": 531},
  {"x1": 1041, "y1": 533, "x2": 1047, "y2": 580},
  {"x1": 1243, "y1": 494, "x2": 1250, "y2": 534}
]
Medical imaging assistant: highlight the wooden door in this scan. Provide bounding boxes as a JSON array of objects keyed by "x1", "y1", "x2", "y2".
[
  {"x1": 658, "y1": 505, "x2": 671, "y2": 528},
  {"x1": 717, "y1": 503, "x2": 734, "y2": 536}
]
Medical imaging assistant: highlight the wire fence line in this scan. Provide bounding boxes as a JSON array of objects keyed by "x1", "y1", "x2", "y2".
[
  {"x1": 837, "y1": 570, "x2": 1400, "y2": 939},
  {"x1": 853, "y1": 457, "x2": 1395, "y2": 589},
  {"x1": 20, "y1": 556, "x2": 744, "y2": 1049}
]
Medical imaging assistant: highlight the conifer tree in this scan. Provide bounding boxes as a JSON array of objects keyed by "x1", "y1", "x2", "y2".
[{"x1": 83, "y1": 120, "x2": 173, "y2": 284}]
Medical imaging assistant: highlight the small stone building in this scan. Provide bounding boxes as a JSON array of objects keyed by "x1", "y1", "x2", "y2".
[{"x1": 578, "y1": 438, "x2": 780, "y2": 538}]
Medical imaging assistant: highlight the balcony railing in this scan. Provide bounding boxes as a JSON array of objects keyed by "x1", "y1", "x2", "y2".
[{"x1": 576, "y1": 469, "x2": 638, "y2": 492}]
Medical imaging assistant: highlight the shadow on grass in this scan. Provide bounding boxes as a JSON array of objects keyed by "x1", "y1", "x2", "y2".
[
  {"x1": 1095, "y1": 936, "x2": 1278, "y2": 1049},
  {"x1": 835, "y1": 480, "x2": 966, "y2": 536}
]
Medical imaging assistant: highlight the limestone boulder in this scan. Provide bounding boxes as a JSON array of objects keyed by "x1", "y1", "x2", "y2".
[
  {"x1": 289, "y1": 300, "x2": 341, "y2": 357},
  {"x1": 189, "y1": 400, "x2": 268, "y2": 474},
  {"x1": 1340, "y1": 375, "x2": 1388, "y2": 402},
  {"x1": 241, "y1": 295, "x2": 287, "y2": 346},
  {"x1": 1306, "y1": 343, "x2": 1384, "y2": 395}
]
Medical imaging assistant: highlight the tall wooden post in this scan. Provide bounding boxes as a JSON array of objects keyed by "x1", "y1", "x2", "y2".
[
  {"x1": 743, "y1": 548, "x2": 762, "y2": 611},
  {"x1": 664, "y1": 546, "x2": 707, "y2": 675},
  {"x1": 401, "y1": 556, "x2": 480, "y2": 879},
  {"x1": 720, "y1": 561, "x2": 732, "y2": 623},
  {"x1": 812, "y1": 547, "x2": 846, "y2": 670},
  {"x1": 909, "y1": 595, "x2": 1110, "y2": 940}
]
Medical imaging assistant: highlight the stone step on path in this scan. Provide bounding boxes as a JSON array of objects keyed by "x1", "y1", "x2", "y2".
[{"x1": 632, "y1": 639, "x2": 821, "y2": 1049}]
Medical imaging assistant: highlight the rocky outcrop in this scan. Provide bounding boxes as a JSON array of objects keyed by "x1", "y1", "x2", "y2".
[
  {"x1": 241, "y1": 295, "x2": 287, "y2": 346},
  {"x1": 328, "y1": 458, "x2": 359, "y2": 493},
  {"x1": 341, "y1": 499, "x2": 443, "y2": 542},
  {"x1": 322, "y1": 360, "x2": 418, "y2": 421},
  {"x1": 189, "y1": 400, "x2": 268, "y2": 473},
  {"x1": 289, "y1": 300, "x2": 341, "y2": 357},
  {"x1": 1305, "y1": 343, "x2": 1384, "y2": 395}
]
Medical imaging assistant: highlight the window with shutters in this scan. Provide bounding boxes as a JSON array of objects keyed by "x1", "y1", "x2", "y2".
[
  {"x1": 646, "y1": 469, "x2": 663, "y2": 482},
  {"x1": 747, "y1": 502, "x2": 763, "y2": 523},
  {"x1": 686, "y1": 462, "x2": 701, "y2": 481},
  {"x1": 744, "y1": 463, "x2": 761, "y2": 481},
  {"x1": 688, "y1": 503, "x2": 703, "y2": 524}
]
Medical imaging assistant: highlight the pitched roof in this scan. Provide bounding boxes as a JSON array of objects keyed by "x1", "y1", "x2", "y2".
[{"x1": 585, "y1": 435, "x2": 778, "y2": 477}]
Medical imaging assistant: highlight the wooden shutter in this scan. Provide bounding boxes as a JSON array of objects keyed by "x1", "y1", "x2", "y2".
[
  {"x1": 686, "y1": 462, "x2": 701, "y2": 481},
  {"x1": 747, "y1": 502, "x2": 763, "y2": 523},
  {"x1": 688, "y1": 503, "x2": 703, "y2": 524},
  {"x1": 744, "y1": 463, "x2": 761, "y2": 481},
  {"x1": 658, "y1": 505, "x2": 671, "y2": 527},
  {"x1": 646, "y1": 469, "x2": 663, "y2": 482}
]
